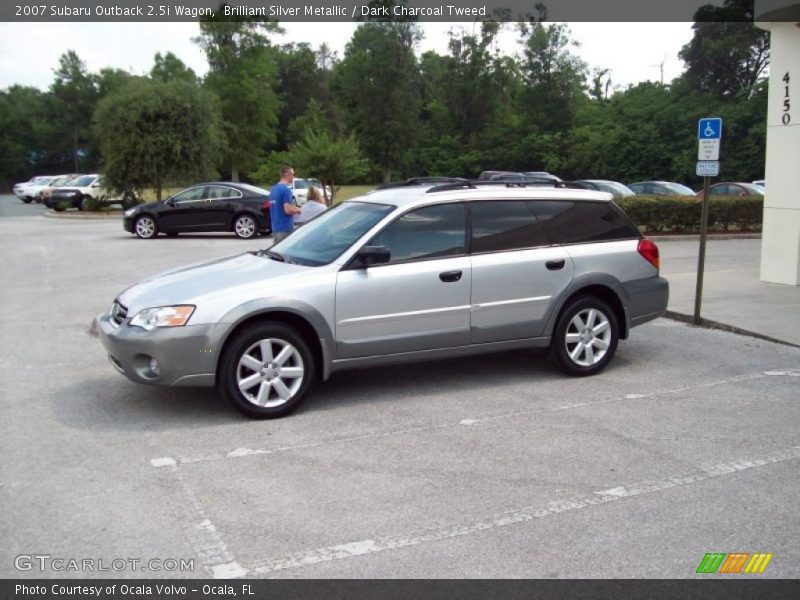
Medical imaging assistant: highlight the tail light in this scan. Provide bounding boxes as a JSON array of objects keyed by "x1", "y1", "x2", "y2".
[
  {"x1": 262, "y1": 199, "x2": 271, "y2": 211},
  {"x1": 638, "y1": 238, "x2": 660, "y2": 271}
]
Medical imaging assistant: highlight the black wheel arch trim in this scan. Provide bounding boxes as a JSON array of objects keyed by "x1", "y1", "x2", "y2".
[
  {"x1": 542, "y1": 273, "x2": 630, "y2": 340},
  {"x1": 213, "y1": 299, "x2": 335, "y2": 381}
]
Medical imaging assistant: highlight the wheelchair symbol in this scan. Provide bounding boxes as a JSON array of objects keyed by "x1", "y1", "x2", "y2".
[{"x1": 704, "y1": 123, "x2": 715, "y2": 137}]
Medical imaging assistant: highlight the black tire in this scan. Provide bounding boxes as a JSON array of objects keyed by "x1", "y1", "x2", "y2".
[
  {"x1": 219, "y1": 322, "x2": 316, "y2": 419},
  {"x1": 22, "y1": 197, "x2": 32, "y2": 204},
  {"x1": 80, "y1": 196, "x2": 91, "y2": 211},
  {"x1": 550, "y1": 295, "x2": 619, "y2": 376},
  {"x1": 52, "y1": 203, "x2": 65, "y2": 212},
  {"x1": 233, "y1": 214, "x2": 258, "y2": 239},
  {"x1": 134, "y1": 215, "x2": 158, "y2": 239}
]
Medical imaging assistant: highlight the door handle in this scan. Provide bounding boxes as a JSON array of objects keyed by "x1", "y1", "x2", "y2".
[
  {"x1": 439, "y1": 270, "x2": 463, "y2": 282},
  {"x1": 546, "y1": 259, "x2": 566, "y2": 271}
]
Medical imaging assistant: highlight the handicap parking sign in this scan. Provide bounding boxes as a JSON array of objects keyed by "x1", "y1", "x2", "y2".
[{"x1": 698, "y1": 117, "x2": 722, "y2": 160}]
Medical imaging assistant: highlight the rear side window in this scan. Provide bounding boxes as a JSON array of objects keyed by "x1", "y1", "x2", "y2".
[
  {"x1": 370, "y1": 203, "x2": 466, "y2": 264},
  {"x1": 528, "y1": 201, "x2": 640, "y2": 245},
  {"x1": 470, "y1": 201, "x2": 550, "y2": 253}
]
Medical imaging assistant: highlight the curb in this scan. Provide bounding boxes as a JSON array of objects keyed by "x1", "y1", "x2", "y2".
[
  {"x1": 649, "y1": 233, "x2": 761, "y2": 242},
  {"x1": 42, "y1": 209, "x2": 123, "y2": 220},
  {"x1": 665, "y1": 310, "x2": 800, "y2": 349}
]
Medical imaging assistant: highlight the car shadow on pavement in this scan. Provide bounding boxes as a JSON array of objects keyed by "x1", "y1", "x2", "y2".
[{"x1": 50, "y1": 348, "x2": 632, "y2": 429}]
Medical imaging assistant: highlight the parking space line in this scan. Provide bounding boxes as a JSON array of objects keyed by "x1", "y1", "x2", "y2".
[
  {"x1": 156, "y1": 463, "x2": 247, "y2": 579},
  {"x1": 247, "y1": 445, "x2": 800, "y2": 575},
  {"x1": 148, "y1": 368, "x2": 797, "y2": 468}
]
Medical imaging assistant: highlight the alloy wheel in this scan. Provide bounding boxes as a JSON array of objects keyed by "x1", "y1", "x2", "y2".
[
  {"x1": 236, "y1": 338, "x2": 305, "y2": 408},
  {"x1": 564, "y1": 308, "x2": 612, "y2": 367}
]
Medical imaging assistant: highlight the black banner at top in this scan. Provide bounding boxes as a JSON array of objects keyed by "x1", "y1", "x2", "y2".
[{"x1": 3, "y1": 0, "x2": 798, "y2": 22}]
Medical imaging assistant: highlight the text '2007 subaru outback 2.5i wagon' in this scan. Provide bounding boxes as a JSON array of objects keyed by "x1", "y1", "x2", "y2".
[{"x1": 96, "y1": 180, "x2": 669, "y2": 418}]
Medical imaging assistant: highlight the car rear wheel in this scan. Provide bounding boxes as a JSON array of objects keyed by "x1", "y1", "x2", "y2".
[
  {"x1": 233, "y1": 214, "x2": 258, "y2": 239},
  {"x1": 134, "y1": 215, "x2": 158, "y2": 239},
  {"x1": 22, "y1": 197, "x2": 32, "y2": 204},
  {"x1": 219, "y1": 322, "x2": 315, "y2": 419},
  {"x1": 550, "y1": 295, "x2": 619, "y2": 376}
]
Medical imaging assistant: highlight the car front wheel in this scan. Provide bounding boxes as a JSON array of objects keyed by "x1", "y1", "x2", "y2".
[
  {"x1": 134, "y1": 215, "x2": 158, "y2": 239},
  {"x1": 219, "y1": 322, "x2": 315, "y2": 419},
  {"x1": 550, "y1": 295, "x2": 619, "y2": 376},
  {"x1": 233, "y1": 214, "x2": 258, "y2": 239}
]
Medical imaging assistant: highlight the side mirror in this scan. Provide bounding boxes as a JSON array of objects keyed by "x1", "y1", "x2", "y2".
[
  {"x1": 166, "y1": 198, "x2": 175, "y2": 206},
  {"x1": 355, "y1": 245, "x2": 390, "y2": 268}
]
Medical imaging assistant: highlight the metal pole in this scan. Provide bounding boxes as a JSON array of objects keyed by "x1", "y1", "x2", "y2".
[{"x1": 694, "y1": 175, "x2": 711, "y2": 325}]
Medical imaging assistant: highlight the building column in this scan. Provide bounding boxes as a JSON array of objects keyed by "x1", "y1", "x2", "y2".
[{"x1": 756, "y1": 16, "x2": 800, "y2": 285}]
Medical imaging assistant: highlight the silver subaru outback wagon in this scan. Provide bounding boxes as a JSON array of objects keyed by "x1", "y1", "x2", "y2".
[{"x1": 97, "y1": 182, "x2": 669, "y2": 418}]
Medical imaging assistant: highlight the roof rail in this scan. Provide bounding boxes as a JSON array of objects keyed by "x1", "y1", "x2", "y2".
[
  {"x1": 375, "y1": 177, "x2": 469, "y2": 190},
  {"x1": 426, "y1": 179, "x2": 589, "y2": 193}
]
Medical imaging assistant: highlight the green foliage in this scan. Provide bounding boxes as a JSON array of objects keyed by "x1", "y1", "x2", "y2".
[
  {"x1": 196, "y1": 14, "x2": 283, "y2": 181},
  {"x1": 151, "y1": 52, "x2": 197, "y2": 83},
  {"x1": 93, "y1": 78, "x2": 221, "y2": 200},
  {"x1": 291, "y1": 128, "x2": 367, "y2": 198},
  {"x1": 82, "y1": 196, "x2": 107, "y2": 212},
  {"x1": 332, "y1": 21, "x2": 422, "y2": 182},
  {"x1": 617, "y1": 196, "x2": 763, "y2": 233},
  {"x1": 678, "y1": 0, "x2": 769, "y2": 100}
]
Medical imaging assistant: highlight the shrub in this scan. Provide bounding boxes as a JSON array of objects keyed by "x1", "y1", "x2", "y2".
[{"x1": 617, "y1": 195, "x2": 762, "y2": 234}]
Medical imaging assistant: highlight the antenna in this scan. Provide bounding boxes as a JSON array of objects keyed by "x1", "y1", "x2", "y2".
[{"x1": 651, "y1": 55, "x2": 667, "y2": 85}]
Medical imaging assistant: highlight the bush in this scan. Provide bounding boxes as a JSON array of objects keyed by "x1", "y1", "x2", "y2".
[
  {"x1": 616, "y1": 195, "x2": 762, "y2": 234},
  {"x1": 53, "y1": 201, "x2": 70, "y2": 212},
  {"x1": 82, "y1": 197, "x2": 108, "y2": 212}
]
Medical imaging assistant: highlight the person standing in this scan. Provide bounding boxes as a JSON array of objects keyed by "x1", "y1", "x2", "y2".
[
  {"x1": 295, "y1": 186, "x2": 328, "y2": 225},
  {"x1": 270, "y1": 165, "x2": 301, "y2": 243}
]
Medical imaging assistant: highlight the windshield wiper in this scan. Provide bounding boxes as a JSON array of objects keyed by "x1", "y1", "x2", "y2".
[{"x1": 266, "y1": 250, "x2": 286, "y2": 262}]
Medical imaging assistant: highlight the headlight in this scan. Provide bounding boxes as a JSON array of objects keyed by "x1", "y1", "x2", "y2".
[
  {"x1": 124, "y1": 208, "x2": 136, "y2": 217},
  {"x1": 129, "y1": 306, "x2": 195, "y2": 331}
]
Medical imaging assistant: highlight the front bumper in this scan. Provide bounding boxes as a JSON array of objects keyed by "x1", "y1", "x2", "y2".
[
  {"x1": 123, "y1": 217, "x2": 134, "y2": 233},
  {"x1": 96, "y1": 312, "x2": 218, "y2": 387}
]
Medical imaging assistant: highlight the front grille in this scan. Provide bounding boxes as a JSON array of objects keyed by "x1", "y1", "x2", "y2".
[{"x1": 110, "y1": 301, "x2": 128, "y2": 327}]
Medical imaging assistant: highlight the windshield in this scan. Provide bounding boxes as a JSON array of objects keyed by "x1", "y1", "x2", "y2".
[
  {"x1": 663, "y1": 182, "x2": 696, "y2": 195},
  {"x1": 236, "y1": 182, "x2": 270, "y2": 196},
  {"x1": 268, "y1": 201, "x2": 394, "y2": 266},
  {"x1": 293, "y1": 179, "x2": 309, "y2": 190}
]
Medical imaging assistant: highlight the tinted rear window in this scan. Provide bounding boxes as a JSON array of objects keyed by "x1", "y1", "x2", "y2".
[
  {"x1": 470, "y1": 201, "x2": 550, "y2": 252},
  {"x1": 527, "y1": 200, "x2": 640, "y2": 244}
]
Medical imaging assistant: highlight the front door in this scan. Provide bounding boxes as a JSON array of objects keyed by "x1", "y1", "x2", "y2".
[{"x1": 335, "y1": 203, "x2": 471, "y2": 359}]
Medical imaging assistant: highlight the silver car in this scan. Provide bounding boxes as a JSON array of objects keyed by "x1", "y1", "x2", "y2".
[{"x1": 97, "y1": 182, "x2": 669, "y2": 418}]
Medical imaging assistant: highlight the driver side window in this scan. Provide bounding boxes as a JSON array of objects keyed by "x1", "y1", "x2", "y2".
[
  {"x1": 370, "y1": 203, "x2": 466, "y2": 264},
  {"x1": 172, "y1": 187, "x2": 205, "y2": 204}
]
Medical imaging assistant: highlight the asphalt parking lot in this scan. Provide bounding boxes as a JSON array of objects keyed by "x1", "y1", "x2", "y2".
[{"x1": 1, "y1": 195, "x2": 799, "y2": 579}]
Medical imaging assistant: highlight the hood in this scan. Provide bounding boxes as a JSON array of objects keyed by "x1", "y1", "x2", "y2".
[
  {"x1": 117, "y1": 252, "x2": 312, "y2": 313},
  {"x1": 131, "y1": 200, "x2": 161, "y2": 212}
]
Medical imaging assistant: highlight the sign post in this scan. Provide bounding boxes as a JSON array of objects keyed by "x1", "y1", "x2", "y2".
[{"x1": 694, "y1": 117, "x2": 722, "y2": 325}]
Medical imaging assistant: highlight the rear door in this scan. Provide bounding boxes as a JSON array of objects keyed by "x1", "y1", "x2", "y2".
[
  {"x1": 335, "y1": 203, "x2": 471, "y2": 358},
  {"x1": 469, "y1": 200, "x2": 574, "y2": 343}
]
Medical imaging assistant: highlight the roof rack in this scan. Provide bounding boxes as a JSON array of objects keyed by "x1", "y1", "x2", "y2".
[
  {"x1": 375, "y1": 177, "x2": 469, "y2": 190},
  {"x1": 426, "y1": 179, "x2": 589, "y2": 193}
]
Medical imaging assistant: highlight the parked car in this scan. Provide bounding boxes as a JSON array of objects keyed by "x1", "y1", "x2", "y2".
[
  {"x1": 479, "y1": 170, "x2": 561, "y2": 183},
  {"x1": 36, "y1": 174, "x2": 81, "y2": 204},
  {"x1": 574, "y1": 180, "x2": 635, "y2": 199},
  {"x1": 752, "y1": 179, "x2": 765, "y2": 188},
  {"x1": 14, "y1": 175, "x2": 60, "y2": 203},
  {"x1": 290, "y1": 178, "x2": 333, "y2": 205},
  {"x1": 45, "y1": 174, "x2": 141, "y2": 211},
  {"x1": 123, "y1": 182, "x2": 272, "y2": 239},
  {"x1": 696, "y1": 182, "x2": 765, "y2": 199},
  {"x1": 97, "y1": 181, "x2": 668, "y2": 418},
  {"x1": 628, "y1": 181, "x2": 696, "y2": 196}
]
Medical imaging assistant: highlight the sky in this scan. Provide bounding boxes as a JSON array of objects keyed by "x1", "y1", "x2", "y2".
[{"x1": 0, "y1": 21, "x2": 694, "y2": 92}]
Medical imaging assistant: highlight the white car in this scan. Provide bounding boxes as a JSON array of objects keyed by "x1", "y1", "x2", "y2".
[
  {"x1": 290, "y1": 178, "x2": 332, "y2": 206},
  {"x1": 46, "y1": 174, "x2": 137, "y2": 211},
  {"x1": 13, "y1": 176, "x2": 59, "y2": 203},
  {"x1": 752, "y1": 179, "x2": 765, "y2": 188}
]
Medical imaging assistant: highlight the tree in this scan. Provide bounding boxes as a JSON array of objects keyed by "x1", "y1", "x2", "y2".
[
  {"x1": 49, "y1": 51, "x2": 97, "y2": 172},
  {"x1": 678, "y1": 0, "x2": 769, "y2": 99},
  {"x1": 516, "y1": 23, "x2": 587, "y2": 134},
  {"x1": 195, "y1": 11, "x2": 283, "y2": 181},
  {"x1": 93, "y1": 79, "x2": 221, "y2": 201},
  {"x1": 291, "y1": 128, "x2": 367, "y2": 202},
  {"x1": 332, "y1": 14, "x2": 422, "y2": 183},
  {"x1": 151, "y1": 52, "x2": 197, "y2": 83}
]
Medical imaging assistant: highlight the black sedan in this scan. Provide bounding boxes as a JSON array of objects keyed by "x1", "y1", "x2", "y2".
[{"x1": 123, "y1": 182, "x2": 272, "y2": 239}]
